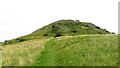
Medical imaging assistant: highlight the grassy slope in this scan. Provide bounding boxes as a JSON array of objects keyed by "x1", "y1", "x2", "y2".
[
  {"x1": 2, "y1": 39, "x2": 49, "y2": 66},
  {"x1": 31, "y1": 20, "x2": 110, "y2": 37},
  {"x1": 2, "y1": 34, "x2": 118, "y2": 66},
  {"x1": 33, "y1": 34, "x2": 118, "y2": 66},
  {"x1": 2, "y1": 20, "x2": 111, "y2": 46}
]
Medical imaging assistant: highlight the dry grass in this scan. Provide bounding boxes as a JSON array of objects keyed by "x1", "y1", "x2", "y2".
[
  {"x1": 2, "y1": 34, "x2": 118, "y2": 66},
  {"x1": 2, "y1": 39, "x2": 48, "y2": 66}
]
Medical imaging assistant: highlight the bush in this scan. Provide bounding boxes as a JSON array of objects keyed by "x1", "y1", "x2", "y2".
[
  {"x1": 71, "y1": 30, "x2": 77, "y2": 33},
  {"x1": 111, "y1": 32, "x2": 115, "y2": 34},
  {"x1": 2, "y1": 40, "x2": 12, "y2": 45},
  {"x1": 4, "y1": 40, "x2": 8, "y2": 42},
  {"x1": 98, "y1": 32, "x2": 103, "y2": 34},
  {"x1": 16, "y1": 38, "x2": 26, "y2": 42},
  {"x1": 43, "y1": 34, "x2": 48, "y2": 36},
  {"x1": 96, "y1": 27, "x2": 100, "y2": 29},
  {"x1": 54, "y1": 33, "x2": 62, "y2": 37}
]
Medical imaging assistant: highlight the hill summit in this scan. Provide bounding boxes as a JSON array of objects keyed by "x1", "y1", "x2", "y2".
[
  {"x1": 30, "y1": 19, "x2": 110, "y2": 37},
  {"x1": 2, "y1": 19, "x2": 111, "y2": 45}
]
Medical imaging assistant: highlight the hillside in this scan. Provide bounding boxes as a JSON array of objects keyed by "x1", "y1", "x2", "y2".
[
  {"x1": 1, "y1": 19, "x2": 117, "y2": 66},
  {"x1": 2, "y1": 34, "x2": 118, "y2": 66},
  {"x1": 2, "y1": 20, "x2": 111, "y2": 46},
  {"x1": 31, "y1": 20, "x2": 110, "y2": 37}
]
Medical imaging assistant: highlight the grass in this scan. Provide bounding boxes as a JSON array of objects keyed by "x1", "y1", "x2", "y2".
[
  {"x1": 32, "y1": 34, "x2": 118, "y2": 66},
  {"x1": 2, "y1": 34, "x2": 118, "y2": 66},
  {"x1": 2, "y1": 20, "x2": 111, "y2": 46},
  {"x1": 2, "y1": 39, "x2": 49, "y2": 66}
]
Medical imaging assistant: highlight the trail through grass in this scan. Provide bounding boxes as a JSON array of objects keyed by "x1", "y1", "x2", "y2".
[
  {"x1": 33, "y1": 34, "x2": 118, "y2": 66},
  {"x1": 2, "y1": 34, "x2": 118, "y2": 66}
]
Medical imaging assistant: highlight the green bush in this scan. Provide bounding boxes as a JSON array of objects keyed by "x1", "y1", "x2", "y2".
[
  {"x1": 15, "y1": 38, "x2": 26, "y2": 42},
  {"x1": 111, "y1": 32, "x2": 115, "y2": 34},
  {"x1": 71, "y1": 30, "x2": 77, "y2": 33},
  {"x1": 43, "y1": 34, "x2": 48, "y2": 36},
  {"x1": 54, "y1": 33, "x2": 62, "y2": 37}
]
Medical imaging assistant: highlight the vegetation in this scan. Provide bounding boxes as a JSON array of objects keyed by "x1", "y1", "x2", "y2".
[
  {"x1": 32, "y1": 34, "x2": 118, "y2": 66},
  {"x1": 2, "y1": 34, "x2": 118, "y2": 66},
  {"x1": 1, "y1": 35, "x2": 49, "y2": 46},
  {"x1": 2, "y1": 39, "x2": 48, "y2": 66},
  {"x1": 31, "y1": 20, "x2": 111, "y2": 37},
  {"x1": 1, "y1": 19, "x2": 117, "y2": 66},
  {"x1": 1, "y1": 19, "x2": 111, "y2": 46}
]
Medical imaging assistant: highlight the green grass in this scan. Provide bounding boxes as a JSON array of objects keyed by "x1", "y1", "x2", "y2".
[
  {"x1": 2, "y1": 34, "x2": 118, "y2": 66},
  {"x1": 2, "y1": 39, "x2": 48, "y2": 66},
  {"x1": 1, "y1": 19, "x2": 116, "y2": 66},
  {"x1": 32, "y1": 34, "x2": 118, "y2": 66}
]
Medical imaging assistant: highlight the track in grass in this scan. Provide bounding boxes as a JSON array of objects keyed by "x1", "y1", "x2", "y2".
[
  {"x1": 33, "y1": 34, "x2": 118, "y2": 66},
  {"x1": 2, "y1": 34, "x2": 118, "y2": 66}
]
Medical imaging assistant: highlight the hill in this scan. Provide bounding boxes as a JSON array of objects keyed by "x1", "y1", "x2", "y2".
[
  {"x1": 1, "y1": 19, "x2": 117, "y2": 66},
  {"x1": 2, "y1": 34, "x2": 118, "y2": 66},
  {"x1": 31, "y1": 20, "x2": 110, "y2": 37},
  {"x1": 2, "y1": 19, "x2": 111, "y2": 46}
]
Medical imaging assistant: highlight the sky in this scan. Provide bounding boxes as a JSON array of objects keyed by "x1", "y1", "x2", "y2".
[{"x1": 0, "y1": 0, "x2": 119, "y2": 42}]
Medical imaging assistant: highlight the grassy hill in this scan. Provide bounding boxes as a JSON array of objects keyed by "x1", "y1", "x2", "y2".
[
  {"x1": 2, "y1": 20, "x2": 111, "y2": 46},
  {"x1": 1, "y1": 19, "x2": 117, "y2": 66},
  {"x1": 2, "y1": 34, "x2": 118, "y2": 66},
  {"x1": 31, "y1": 20, "x2": 110, "y2": 37}
]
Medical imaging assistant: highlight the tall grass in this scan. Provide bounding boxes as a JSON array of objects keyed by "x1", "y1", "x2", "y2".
[
  {"x1": 34, "y1": 34, "x2": 118, "y2": 66},
  {"x1": 2, "y1": 34, "x2": 118, "y2": 66},
  {"x1": 2, "y1": 39, "x2": 48, "y2": 66}
]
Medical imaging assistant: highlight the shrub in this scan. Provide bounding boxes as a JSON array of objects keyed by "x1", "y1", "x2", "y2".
[
  {"x1": 2, "y1": 40, "x2": 12, "y2": 45},
  {"x1": 98, "y1": 32, "x2": 103, "y2": 34},
  {"x1": 54, "y1": 33, "x2": 62, "y2": 37},
  {"x1": 4, "y1": 40, "x2": 8, "y2": 42},
  {"x1": 71, "y1": 30, "x2": 77, "y2": 33},
  {"x1": 111, "y1": 32, "x2": 115, "y2": 34},
  {"x1": 96, "y1": 27, "x2": 100, "y2": 29},
  {"x1": 85, "y1": 25, "x2": 89, "y2": 27},
  {"x1": 43, "y1": 34, "x2": 48, "y2": 36},
  {"x1": 15, "y1": 38, "x2": 26, "y2": 42},
  {"x1": 52, "y1": 25, "x2": 55, "y2": 28}
]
